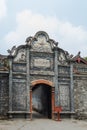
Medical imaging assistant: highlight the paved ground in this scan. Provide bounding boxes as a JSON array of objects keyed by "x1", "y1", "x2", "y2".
[
  {"x1": 0, "y1": 118, "x2": 87, "y2": 130},
  {"x1": 0, "y1": 112, "x2": 87, "y2": 130}
]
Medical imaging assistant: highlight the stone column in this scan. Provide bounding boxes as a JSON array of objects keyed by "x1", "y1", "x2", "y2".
[
  {"x1": 8, "y1": 56, "x2": 13, "y2": 118},
  {"x1": 70, "y1": 64, "x2": 74, "y2": 112},
  {"x1": 54, "y1": 46, "x2": 59, "y2": 106},
  {"x1": 30, "y1": 88, "x2": 32, "y2": 120},
  {"x1": 26, "y1": 45, "x2": 30, "y2": 113}
]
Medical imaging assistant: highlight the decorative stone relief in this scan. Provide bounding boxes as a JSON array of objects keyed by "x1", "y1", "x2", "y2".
[
  {"x1": 58, "y1": 51, "x2": 68, "y2": 65},
  {"x1": 32, "y1": 37, "x2": 52, "y2": 52},
  {"x1": 30, "y1": 56, "x2": 53, "y2": 71},
  {"x1": 34, "y1": 58, "x2": 50, "y2": 68},
  {"x1": 14, "y1": 49, "x2": 26, "y2": 62},
  {"x1": 0, "y1": 55, "x2": 9, "y2": 71}
]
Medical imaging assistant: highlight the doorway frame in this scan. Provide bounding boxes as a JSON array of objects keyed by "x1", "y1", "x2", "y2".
[{"x1": 30, "y1": 79, "x2": 55, "y2": 120}]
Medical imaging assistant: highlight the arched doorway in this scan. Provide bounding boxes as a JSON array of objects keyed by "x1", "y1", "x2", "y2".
[{"x1": 30, "y1": 79, "x2": 55, "y2": 119}]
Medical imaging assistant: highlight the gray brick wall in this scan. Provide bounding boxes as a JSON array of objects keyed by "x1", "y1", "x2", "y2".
[
  {"x1": 0, "y1": 73, "x2": 9, "y2": 117},
  {"x1": 74, "y1": 65, "x2": 87, "y2": 119}
]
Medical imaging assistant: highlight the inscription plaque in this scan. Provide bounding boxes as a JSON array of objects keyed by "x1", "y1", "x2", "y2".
[{"x1": 34, "y1": 59, "x2": 50, "y2": 68}]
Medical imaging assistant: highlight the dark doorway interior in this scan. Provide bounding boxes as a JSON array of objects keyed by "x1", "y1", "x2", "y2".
[{"x1": 32, "y1": 84, "x2": 52, "y2": 119}]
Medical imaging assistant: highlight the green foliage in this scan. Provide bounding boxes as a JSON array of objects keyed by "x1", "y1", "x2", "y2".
[{"x1": 84, "y1": 57, "x2": 87, "y2": 61}]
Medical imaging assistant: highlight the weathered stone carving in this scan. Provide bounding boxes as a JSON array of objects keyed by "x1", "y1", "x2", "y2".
[
  {"x1": 64, "y1": 51, "x2": 74, "y2": 59},
  {"x1": 0, "y1": 55, "x2": 9, "y2": 70},
  {"x1": 26, "y1": 31, "x2": 58, "y2": 52},
  {"x1": 14, "y1": 49, "x2": 26, "y2": 62},
  {"x1": 7, "y1": 46, "x2": 16, "y2": 56},
  {"x1": 34, "y1": 58, "x2": 50, "y2": 68},
  {"x1": 25, "y1": 36, "x2": 37, "y2": 48}
]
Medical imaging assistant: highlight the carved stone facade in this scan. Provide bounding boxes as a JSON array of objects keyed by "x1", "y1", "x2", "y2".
[{"x1": 0, "y1": 31, "x2": 87, "y2": 119}]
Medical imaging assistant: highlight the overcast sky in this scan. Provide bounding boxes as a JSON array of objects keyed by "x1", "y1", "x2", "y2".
[{"x1": 0, "y1": 0, "x2": 87, "y2": 57}]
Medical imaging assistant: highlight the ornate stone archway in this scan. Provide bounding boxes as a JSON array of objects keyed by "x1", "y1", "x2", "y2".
[
  {"x1": 30, "y1": 79, "x2": 55, "y2": 119},
  {"x1": 31, "y1": 79, "x2": 53, "y2": 87}
]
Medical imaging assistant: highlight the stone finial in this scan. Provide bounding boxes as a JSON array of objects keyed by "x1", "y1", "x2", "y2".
[
  {"x1": 25, "y1": 36, "x2": 37, "y2": 48},
  {"x1": 25, "y1": 36, "x2": 33, "y2": 44},
  {"x1": 7, "y1": 46, "x2": 16, "y2": 56},
  {"x1": 65, "y1": 51, "x2": 74, "y2": 59},
  {"x1": 55, "y1": 42, "x2": 59, "y2": 47},
  {"x1": 77, "y1": 51, "x2": 81, "y2": 56}
]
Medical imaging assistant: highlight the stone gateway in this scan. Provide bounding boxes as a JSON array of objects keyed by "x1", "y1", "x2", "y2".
[{"x1": 0, "y1": 31, "x2": 87, "y2": 120}]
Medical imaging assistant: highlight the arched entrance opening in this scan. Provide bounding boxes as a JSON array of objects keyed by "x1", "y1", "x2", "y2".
[{"x1": 30, "y1": 79, "x2": 55, "y2": 119}]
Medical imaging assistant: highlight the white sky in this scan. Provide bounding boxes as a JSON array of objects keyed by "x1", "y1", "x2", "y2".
[{"x1": 0, "y1": 0, "x2": 87, "y2": 57}]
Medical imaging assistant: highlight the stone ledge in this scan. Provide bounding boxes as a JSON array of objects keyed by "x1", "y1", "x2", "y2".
[
  {"x1": 8, "y1": 111, "x2": 31, "y2": 114},
  {"x1": 30, "y1": 70, "x2": 54, "y2": 76},
  {"x1": 0, "y1": 71, "x2": 9, "y2": 73},
  {"x1": 54, "y1": 111, "x2": 75, "y2": 114}
]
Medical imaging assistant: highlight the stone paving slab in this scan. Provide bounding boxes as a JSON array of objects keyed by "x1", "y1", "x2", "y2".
[{"x1": 0, "y1": 119, "x2": 87, "y2": 130}]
